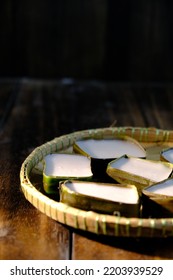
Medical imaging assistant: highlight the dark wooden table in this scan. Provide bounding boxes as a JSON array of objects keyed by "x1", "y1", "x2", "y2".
[{"x1": 1, "y1": 78, "x2": 173, "y2": 260}]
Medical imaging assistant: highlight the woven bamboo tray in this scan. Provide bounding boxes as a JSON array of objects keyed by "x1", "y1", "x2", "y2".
[{"x1": 20, "y1": 127, "x2": 173, "y2": 238}]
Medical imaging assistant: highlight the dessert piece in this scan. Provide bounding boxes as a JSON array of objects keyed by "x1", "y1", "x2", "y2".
[
  {"x1": 60, "y1": 180, "x2": 140, "y2": 217},
  {"x1": 73, "y1": 136, "x2": 146, "y2": 178},
  {"x1": 43, "y1": 153, "x2": 93, "y2": 194},
  {"x1": 142, "y1": 178, "x2": 173, "y2": 218},
  {"x1": 106, "y1": 155, "x2": 173, "y2": 192},
  {"x1": 160, "y1": 147, "x2": 173, "y2": 163}
]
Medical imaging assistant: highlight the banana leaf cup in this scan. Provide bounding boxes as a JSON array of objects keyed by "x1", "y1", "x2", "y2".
[
  {"x1": 59, "y1": 180, "x2": 140, "y2": 217},
  {"x1": 73, "y1": 136, "x2": 146, "y2": 181},
  {"x1": 106, "y1": 155, "x2": 173, "y2": 194},
  {"x1": 160, "y1": 147, "x2": 173, "y2": 163},
  {"x1": 43, "y1": 153, "x2": 93, "y2": 195},
  {"x1": 142, "y1": 178, "x2": 173, "y2": 218}
]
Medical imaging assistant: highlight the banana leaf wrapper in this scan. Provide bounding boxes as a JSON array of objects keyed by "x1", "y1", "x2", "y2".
[
  {"x1": 142, "y1": 178, "x2": 173, "y2": 218},
  {"x1": 160, "y1": 147, "x2": 173, "y2": 163},
  {"x1": 59, "y1": 180, "x2": 140, "y2": 217},
  {"x1": 106, "y1": 155, "x2": 173, "y2": 194},
  {"x1": 43, "y1": 154, "x2": 93, "y2": 194},
  {"x1": 73, "y1": 136, "x2": 146, "y2": 180}
]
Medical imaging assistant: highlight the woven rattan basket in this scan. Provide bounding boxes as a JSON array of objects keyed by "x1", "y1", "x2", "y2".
[{"x1": 20, "y1": 127, "x2": 173, "y2": 238}]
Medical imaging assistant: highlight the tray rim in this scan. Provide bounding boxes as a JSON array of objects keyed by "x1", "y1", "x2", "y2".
[{"x1": 20, "y1": 126, "x2": 173, "y2": 238}]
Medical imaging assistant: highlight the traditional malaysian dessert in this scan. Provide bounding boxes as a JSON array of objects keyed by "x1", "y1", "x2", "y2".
[
  {"x1": 142, "y1": 178, "x2": 173, "y2": 217},
  {"x1": 43, "y1": 154, "x2": 93, "y2": 194},
  {"x1": 60, "y1": 180, "x2": 140, "y2": 217},
  {"x1": 106, "y1": 155, "x2": 173, "y2": 192},
  {"x1": 73, "y1": 136, "x2": 146, "y2": 178},
  {"x1": 160, "y1": 147, "x2": 173, "y2": 163}
]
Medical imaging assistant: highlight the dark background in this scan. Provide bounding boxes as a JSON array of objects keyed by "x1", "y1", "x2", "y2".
[{"x1": 0, "y1": 0, "x2": 173, "y2": 82}]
